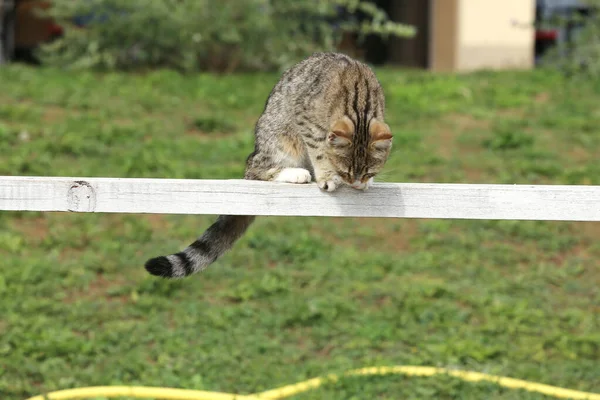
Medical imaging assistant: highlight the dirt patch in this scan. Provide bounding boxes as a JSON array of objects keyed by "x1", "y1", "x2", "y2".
[
  {"x1": 11, "y1": 216, "x2": 49, "y2": 242},
  {"x1": 566, "y1": 145, "x2": 593, "y2": 163},
  {"x1": 484, "y1": 222, "x2": 600, "y2": 290},
  {"x1": 143, "y1": 214, "x2": 170, "y2": 231},
  {"x1": 578, "y1": 221, "x2": 600, "y2": 241},
  {"x1": 434, "y1": 127, "x2": 460, "y2": 158},
  {"x1": 185, "y1": 126, "x2": 238, "y2": 140},
  {"x1": 63, "y1": 273, "x2": 130, "y2": 304},
  {"x1": 429, "y1": 114, "x2": 490, "y2": 159},
  {"x1": 313, "y1": 217, "x2": 419, "y2": 253},
  {"x1": 361, "y1": 218, "x2": 419, "y2": 253},
  {"x1": 446, "y1": 114, "x2": 490, "y2": 131},
  {"x1": 461, "y1": 165, "x2": 485, "y2": 182},
  {"x1": 534, "y1": 92, "x2": 551, "y2": 104},
  {"x1": 546, "y1": 244, "x2": 590, "y2": 267},
  {"x1": 43, "y1": 105, "x2": 69, "y2": 124},
  {"x1": 496, "y1": 107, "x2": 528, "y2": 119}
]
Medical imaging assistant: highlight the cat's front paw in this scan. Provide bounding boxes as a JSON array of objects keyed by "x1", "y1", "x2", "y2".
[
  {"x1": 317, "y1": 175, "x2": 342, "y2": 192},
  {"x1": 274, "y1": 168, "x2": 312, "y2": 184}
]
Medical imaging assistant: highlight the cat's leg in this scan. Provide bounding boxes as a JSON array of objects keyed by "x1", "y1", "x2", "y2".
[
  {"x1": 245, "y1": 129, "x2": 311, "y2": 184},
  {"x1": 304, "y1": 150, "x2": 342, "y2": 192},
  {"x1": 293, "y1": 126, "x2": 343, "y2": 191},
  {"x1": 313, "y1": 163, "x2": 342, "y2": 192}
]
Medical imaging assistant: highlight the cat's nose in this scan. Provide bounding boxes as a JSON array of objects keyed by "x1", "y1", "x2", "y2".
[{"x1": 351, "y1": 181, "x2": 364, "y2": 189}]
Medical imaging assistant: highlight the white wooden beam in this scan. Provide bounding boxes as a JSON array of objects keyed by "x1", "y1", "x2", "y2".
[{"x1": 0, "y1": 176, "x2": 599, "y2": 221}]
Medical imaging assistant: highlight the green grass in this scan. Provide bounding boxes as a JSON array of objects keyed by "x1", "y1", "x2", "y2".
[{"x1": 1, "y1": 63, "x2": 599, "y2": 400}]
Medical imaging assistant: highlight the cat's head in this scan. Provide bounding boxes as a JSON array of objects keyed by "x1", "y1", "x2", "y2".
[{"x1": 325, "y1": 115, "x2": 393, "y2": 189}]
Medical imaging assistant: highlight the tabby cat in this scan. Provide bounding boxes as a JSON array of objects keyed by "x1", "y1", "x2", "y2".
[{"x1": 145, "y1": 52, "x2": 393, "y2": 278}]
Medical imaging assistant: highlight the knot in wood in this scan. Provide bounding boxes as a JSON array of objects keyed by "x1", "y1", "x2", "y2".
[{"x1": 67, "y1": 181, "x2": 97, "y2": 212}]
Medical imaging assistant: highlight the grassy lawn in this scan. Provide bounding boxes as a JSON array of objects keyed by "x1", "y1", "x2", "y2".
[{"x1": 0, "y1": 64, "x2": 599, "y2": 400}]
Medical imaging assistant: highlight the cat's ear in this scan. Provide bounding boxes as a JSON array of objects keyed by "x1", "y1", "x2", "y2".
[
  {"x1": 369, "y1": 119, "x2": 393, "y2": 151},
  {"x1": 328, "y1": 116, "x2": 354, "y2": 147}
]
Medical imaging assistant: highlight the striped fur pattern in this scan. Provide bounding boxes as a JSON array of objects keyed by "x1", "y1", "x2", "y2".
[{"x1": 145, "y1": 52, "x2": 393, "y2": 278}]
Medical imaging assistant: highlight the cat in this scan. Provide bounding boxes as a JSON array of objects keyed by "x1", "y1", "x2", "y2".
[{"x1": 145, "y1": 52, "x2": 393, "y2": 278}]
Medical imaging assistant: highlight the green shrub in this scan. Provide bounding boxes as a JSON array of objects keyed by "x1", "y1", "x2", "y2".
[
  {"x1": 539, "y1": 0, "x2": 600, "y2": 81},
  {"x1": 38, "y1": 0, "x2": 415, "y2": 72}
]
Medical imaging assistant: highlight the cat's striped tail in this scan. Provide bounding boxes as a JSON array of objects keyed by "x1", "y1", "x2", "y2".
[{"x1": 144, "y1": 215, "x2": 256, "y2": 278}]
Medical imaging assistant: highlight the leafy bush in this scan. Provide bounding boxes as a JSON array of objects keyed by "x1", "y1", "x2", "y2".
[
  {"x1": 538, "y1": 0, "x2": 600, "y2": 80},
  {"x1": 38, "y1": 0, "x2": 415, "y2": 72}
]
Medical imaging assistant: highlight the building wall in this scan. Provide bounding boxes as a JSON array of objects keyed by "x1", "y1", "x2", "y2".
[
  {"x1": 431, "y1": 0, "x2": 536, "y2": 72},
  {"x1": 457, "y1": 0, "x2": 536, "y2": 71},
  {"x1": 430, "y1": 0, "x2": 459, "y2": 71}
]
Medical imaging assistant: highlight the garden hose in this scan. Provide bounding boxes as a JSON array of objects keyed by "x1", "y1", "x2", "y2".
[{"x1": 26, "y1": 365, "x2": 600, "y2": 400}]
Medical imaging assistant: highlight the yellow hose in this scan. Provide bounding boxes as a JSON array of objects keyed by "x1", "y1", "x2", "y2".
[
  {"x1": 25, "y1": 386, "x2": 258, "y2": 400},
  {"x1": 26, "y1": 365, "x2": 600, "y2": 400}
]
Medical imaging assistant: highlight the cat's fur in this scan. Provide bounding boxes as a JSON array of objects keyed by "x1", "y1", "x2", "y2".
[{"x1": 145, "y1": 52, "x2": 393, "y2": 278}]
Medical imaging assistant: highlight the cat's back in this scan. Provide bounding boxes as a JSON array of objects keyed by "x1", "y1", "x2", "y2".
[
  {"x1": 275, "y1": 52, "x2": 383, "y2": 110},
  {"x1": 297, "y1": 52, "x2": 356, "y2": 72},
  {"x1": 282, "y1": 52, "x2": 377, "y2": 88}
]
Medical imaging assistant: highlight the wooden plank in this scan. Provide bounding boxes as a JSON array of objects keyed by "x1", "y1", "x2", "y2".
[{"x1": 0, "y1": 176, "x2": 599, "y2": 221}]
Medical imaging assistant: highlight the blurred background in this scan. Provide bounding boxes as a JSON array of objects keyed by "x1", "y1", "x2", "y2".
[
  {"x1": 1, "y1": 0, "x2": 598, "y2": 71},
  {"x1": 1, "y1": 1, "x2": 599, "y2": 400}
]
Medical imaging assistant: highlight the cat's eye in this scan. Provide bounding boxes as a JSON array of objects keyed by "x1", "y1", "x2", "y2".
[
  {"x1": 341, "y1": 172, "x2": 352, "y2": 181},
  {"x1": 361, "y1": 173, "x2": 375, "y2": 182}
]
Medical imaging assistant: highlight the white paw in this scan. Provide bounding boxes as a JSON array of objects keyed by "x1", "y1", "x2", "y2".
[
  {"x1": 317, "y1": 175, "x2": 343, "y2": 192},
  {"x1": 274, "y1": 168, "x2": 312, "y2": 184}
]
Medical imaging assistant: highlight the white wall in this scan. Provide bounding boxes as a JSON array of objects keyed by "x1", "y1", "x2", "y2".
[{"x1": 455, "y1": 0, "x2": 536, "y2": 71}]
